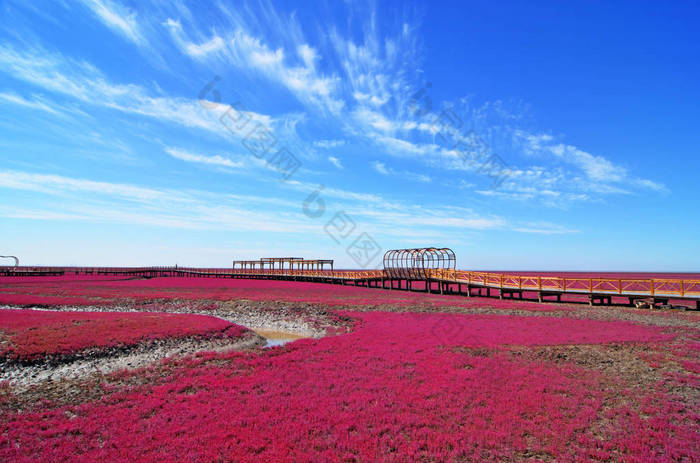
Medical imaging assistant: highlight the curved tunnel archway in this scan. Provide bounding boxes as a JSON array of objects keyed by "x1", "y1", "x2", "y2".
[{"x1": 383, "y1": 248, "x2": 455, "y2": 280}]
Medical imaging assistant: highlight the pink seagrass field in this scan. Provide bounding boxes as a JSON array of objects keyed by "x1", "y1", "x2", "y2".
[
  {"x1": 1, "y1": 310, "x2": 698, "y2": 462},
  {"x1": 0, "y1": 275, "x2": 698, "y2": 461}
]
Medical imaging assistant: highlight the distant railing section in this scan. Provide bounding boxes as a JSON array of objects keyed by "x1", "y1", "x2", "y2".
[
  {"x1": 433, "y1": 269, "x2": 700, "y2": 298},
  {"x1": 1, "y1": 266, "x2": 699, "y2": 299}
]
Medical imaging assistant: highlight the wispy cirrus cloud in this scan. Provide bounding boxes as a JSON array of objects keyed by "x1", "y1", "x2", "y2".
[
  {"x1": 283, "y1": 179, "x2": 384, "y2": 204},
  {"x1": 515, "y1": 130, "x2": 668, "y2": 195},
  {"x1": 512, "y1": 222, "x2": 580, "y2": 235},
  {"x1": 0, "y1": 168, "x2": 523, "y2": 237},
  {"x1": 0, "y1": 0, "x2": 669, "y2": 260},
  {"x1": 354, "y1": 207, "x2": 506, "y2": 231},
  {"x1": 0, "y1": 169, "x2": 181, "y2": 203},
  {"x1": 0, "y1": 92, "x2": 60, "y2": 115},
  {"x1": 78, "y1": 0, "x2": 143, "y2": 44},
  {"x1": 164, "y1": 147, "x2": 244, "y2": 169},
  {"x1": 163, "y1": 18, "x2": 225, "y2": 57},
  {"x1": 328, "y1": 156, "x2": 343, "y2": 169},
  {"x1": 89, "y1": 0, "x2": 665, "y2": 209},
  {"x1": 0, "y1": 43, "x2": 274, "y2": 139},
  {"x1": 0, "y1": 169, "x2": 314, "y2": 232},
  {"x1": 159, "y1": 1, "x2": 420, "y2": 123},
  {"x1": 372, "y1": 161, "x2": 431, "y2": 183},
  {"x1": 164, "y1": 18, "x2": 344, "y2": 114},
  {"x1": 313, "y1": 139, "x2": 345, "y2": 149},
  {"x1": 0, "y1": 163, "x2": 582, "y2": 261}
]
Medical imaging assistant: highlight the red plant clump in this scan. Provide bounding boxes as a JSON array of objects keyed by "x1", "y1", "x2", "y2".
[
  {"x1": 2, "y1": 311, "x2": 695, "y2": 462},
  {"x1": 0, "y1": 309, "x2": 247, "y2": 362},
  {"x1": 337, "y1": 310, "x2": 673, "y2": 347}
]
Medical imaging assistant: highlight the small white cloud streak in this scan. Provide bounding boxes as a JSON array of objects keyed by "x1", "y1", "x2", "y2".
[
  {"x1": 165, "y1": 147, "x2": 244, "y2": 169},
  {"x1": 512, "y1": 222, "x2": 580, "y2": 234},
  {"x1": 372, "y1": 161, "x2": 431, "y2": 183},
  {"x1": 372, "y1": 161, "x2": 389, "y2": 175},
  {"x1": 0, "y1": 92, "x2": 60, "y2": 115},
  {"x1": 284, "y1": 179, "x2": 383, "y2": 203},
  {"x1": 313, "y1": 139, "x2": 345, "y2": 148},
  {"x1": 78, "y1": 0, "x2": 143, "y2": 44},
  {"x1": 0, "y1": 170, "x2": 184, "y2": 203},
  {"x1": 328, "y1": 156, "x2": 342, "y2": 169},
  {"x1": 163, "y1": 18, "x2": 226, "y2": 57}
]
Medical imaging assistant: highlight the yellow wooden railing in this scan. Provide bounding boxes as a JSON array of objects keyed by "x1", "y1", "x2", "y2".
[
  {"x1": 1, "y1": 266, "x2": 699, "y2": 298},
  {"x1": 428, "y1": 269, "x2": 700, "y2": 298}
]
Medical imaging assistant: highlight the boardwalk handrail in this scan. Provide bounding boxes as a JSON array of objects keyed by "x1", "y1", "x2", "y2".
[
  {"x1": 1, "y1": 266, "x2": 699, "y2": 299},
  {"x1": 437, "y1": 269, "x2": 700, "y2": 298}
]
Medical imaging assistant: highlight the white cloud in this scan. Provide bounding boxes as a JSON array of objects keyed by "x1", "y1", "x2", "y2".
[
  {"x1": 0, "y1": 169, "x2": 317, "y2": 233},
  {"x1": 518, "y1": 131, "x2": 554, "y2": 154},
  {"x1": 549, "y1": 143, "x2": 623, "y2": 182},
  {"x1": 0, "y1": 168, "x2": 577, "y2": 246},
  {"x1": 284, "y1": 180, "x2": 383, "y2": 204},
  {"x1": 410, "y1": 173, "x2": 432, "y2": 183},
  {"x1": 79, "y1": 0, "x2": 143, "y2": 44},
  {"x1": 512, "y1": 222, "x2": 579, "y2": 234},
  {"x1": 513, "y1": 130, "x2": 668, "y2": 201},
  {"x1": 0, "y1": 0, "x2": 669, "y2": 245},
  {"x1": 353, "y1": 108, "x2": 396, "y2": 132},
  {"x1": 375, "y1": 136, "x2": 438, "y2": 157},
  {"x1": 372, "y1": 161, "x2": 389, "y2": 175},
  {"x1": 0, "y1": 169, "x2": 179, "y2": 203},
  {"x1": 349, "y1": 205, "x2": 506, "y2": 232},
  {"x1": 163, "y1": 18, "x2": 226, "y2": 57},
  {"x1": 0, "y1": 44, "x2": 274, "y2": 139},
  {"x1": 631, "y1": 178, "x2": 668, "y2": 193},
  {"x1": 477, "y1": 189, "x2": 568, "y2": 203},
  {"x1": 476, "y1": 165, "x2": 592, "y2": 207},
  {"x1": 328, "y1": 19, "x2": 419, "y2": 115},
  {"x1": 228, "y1": 31, "x2": 343, "y2": 113},
  {"x1": 313, "y1": 139, "x2": 345, "y2": 148},
  {"x1": 0, "y1": 92, "x2": 60, "y2": 115},
  {"x1": 328, "y1": 156, "x2": 343, "y2": 169},
  {"x1": 165, "y1": 147, "x2": 244, "y2": 169},
  {"x1": 297, "y1": 44, "x2": 317, "y2": 68},
  {"x1": 163, "y1": 18, "x2": 344, "y2": 113},
  {"x1": 372, "y1": 161, "x2": 431, "y2": 183},
  {"x1": 188, "y1": 36, "x2": 226, "y2": 56},
  {"x1": 406, "y1": 216, "x2": 504, "y2": 230}
]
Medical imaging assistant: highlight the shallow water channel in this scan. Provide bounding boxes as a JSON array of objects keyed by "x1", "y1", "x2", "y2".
[{"x1": 252, "y1": 329, "x2": 310, "y2": 348}]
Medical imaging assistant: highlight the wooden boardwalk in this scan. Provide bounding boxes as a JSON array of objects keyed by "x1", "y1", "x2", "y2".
[{"x1": 1, "y1": 266, "x2": 699, "y2": 309}]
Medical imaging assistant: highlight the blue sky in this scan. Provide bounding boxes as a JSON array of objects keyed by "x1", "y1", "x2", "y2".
[{"x1": 0, "y1": 0, "x2": 698, "y2": 270}]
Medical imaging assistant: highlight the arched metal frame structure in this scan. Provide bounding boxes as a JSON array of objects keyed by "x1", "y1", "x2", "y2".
[
  {"x1": 0, "y1": 256, "x2": 19, "y2": 268},
  {"x1": 383, "y1": 248, "x2": 456, "y2": 280},
  {"x1": 233, "y1": 257, "x2": 334, "y2": 274}
]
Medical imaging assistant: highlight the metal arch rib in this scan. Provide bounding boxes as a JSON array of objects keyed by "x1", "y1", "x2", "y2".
[{"x1": 0, "y1": 256, "x2": 19, "y2": 268}]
